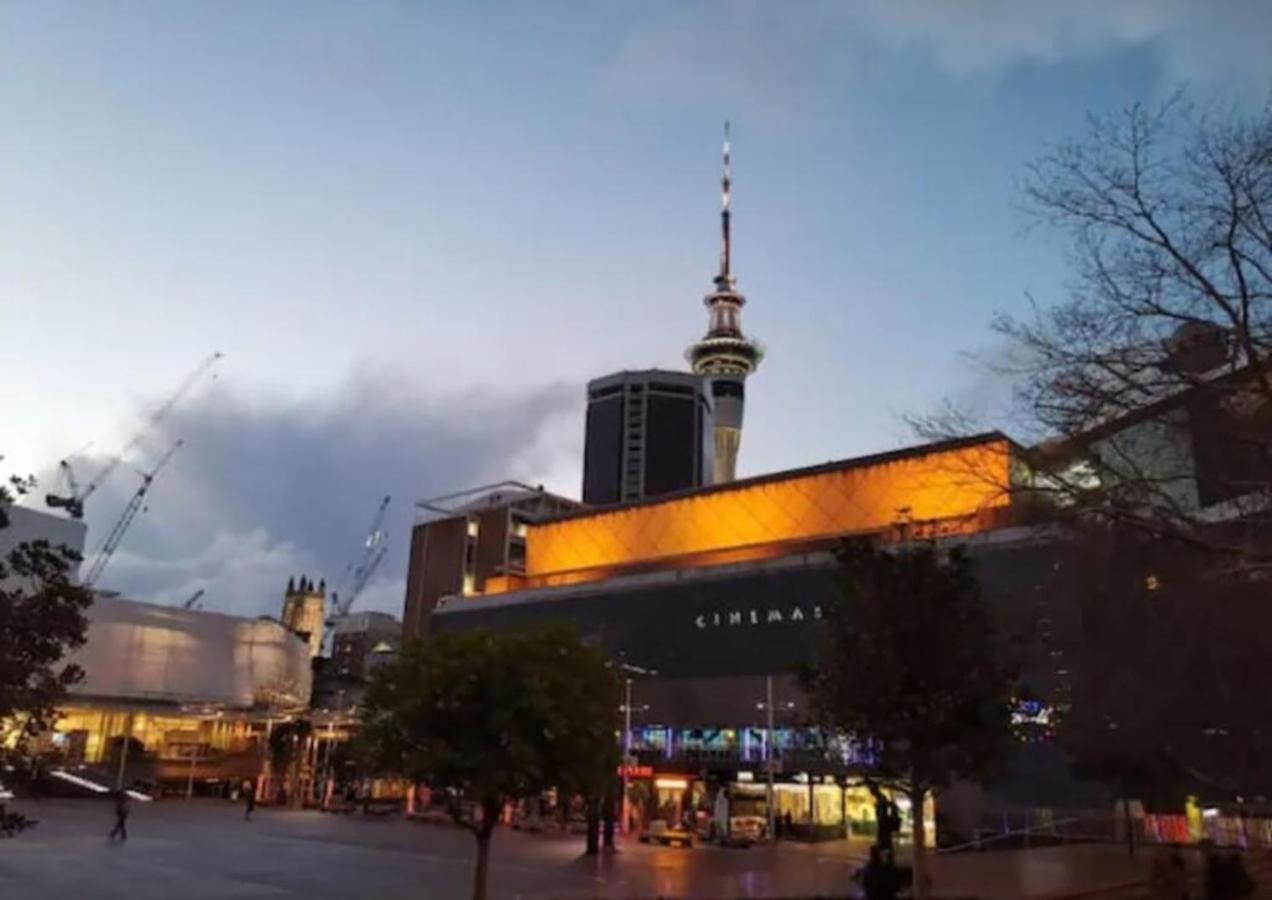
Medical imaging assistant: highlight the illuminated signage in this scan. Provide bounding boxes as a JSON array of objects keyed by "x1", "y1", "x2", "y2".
[
  {"x1": 617, "y1": 765, "x2": 653, "y2": 778},
  {"x1": 695, "y1": 605, "x2": 824, "y2": 629}
]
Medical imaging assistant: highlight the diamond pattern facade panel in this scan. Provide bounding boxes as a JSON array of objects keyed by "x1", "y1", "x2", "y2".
[{"x1": 527, "y1": 439, "x2": 1011, "y2": 579}]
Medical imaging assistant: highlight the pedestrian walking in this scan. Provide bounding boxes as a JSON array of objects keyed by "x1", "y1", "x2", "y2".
[
  {"x1": 860, "y1": 844, "x2": 902, "y2": 900},
  {"x1": 1203, "y1": 842, "x2": 1255, "y2": 900},
  {"x1": 244, "y1": 781, "x2": 256, "y2": 821},
  {"x1": 108, "y1": 791, "x2": 129, "y2": 842}
]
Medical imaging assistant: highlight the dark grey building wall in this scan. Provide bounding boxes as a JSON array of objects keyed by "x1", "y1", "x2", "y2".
[
  {"x1": 645, "y1": 393, "x2": 700, "y2": 497},
  {"x1": 433, "y1": 531, "x2": 1080, "y2": 720},
  {"x1": 402, "y1": 517, "x2": 466, "y2": 642},
  {"x1": 582, "y1": 392, "x2": 623, "y2": 505},
  {"x1": 581, "y1": 371, "x2": 710, "y2": 505}
]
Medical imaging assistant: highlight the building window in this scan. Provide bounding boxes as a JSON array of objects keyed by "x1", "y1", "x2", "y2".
[{"x1": 508, "y1": 538, "x2": 527, "y2": 573}]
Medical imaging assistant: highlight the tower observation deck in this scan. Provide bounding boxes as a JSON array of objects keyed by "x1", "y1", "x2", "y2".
[{"x1": 686, "y1": 123, "x2": 764, "y2": 484}]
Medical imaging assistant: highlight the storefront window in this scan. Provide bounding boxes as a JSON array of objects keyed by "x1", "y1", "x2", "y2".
[
  {"x1": 813, "y1": 783, "x2": 844, "y2": 826},
  {"x1": 844, "y1": 783, "x2": 889, "y2": 838},
  {"x1": 842, "y1": 782, "x2": 934, "y2": 840},
  {"x1": 773, "y1": 783, "x2": 811, "y2": 823},
  {"x1": 730, "y1": 783, "x2": 768, "y2": 818},
  {"x1": 653, "y1": 776, "x2": 690, "y2": 825}
]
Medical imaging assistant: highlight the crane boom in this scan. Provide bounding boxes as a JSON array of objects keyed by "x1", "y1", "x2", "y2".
[
  {"x1": 340, "y1": 544, "x2": 387, "y2": 618},
  {"x1": 331, "y1": 495, "x2": 391, "y2": 620},
  {"x1": 82, "y1": 440, "x2": 184, "y2": 589},
  {"x1": 47, "y1": 352, "x2": 221, "y2": 519}
]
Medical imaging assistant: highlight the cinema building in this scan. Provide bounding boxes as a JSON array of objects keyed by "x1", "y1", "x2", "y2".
[{"x1": 405, "y1": 433, "x2": 1082, "y2": 840}]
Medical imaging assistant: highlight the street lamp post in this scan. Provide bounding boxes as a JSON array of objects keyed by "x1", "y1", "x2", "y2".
[
  {"x1": 766, "y1": 675, "x2": 775, "y2": 841},
  {"x1": 114, "y1": 712, "x2": 134, "y2": 791},
  {"x1": 617, "y1": 661, "x2": 657, "y2": 836},
  {"x1": 186, "y1": 741, "x2": 198, "y2": 799},
  {"x1": 622, "y1": 677, "x2": 632, "y2": 834}
]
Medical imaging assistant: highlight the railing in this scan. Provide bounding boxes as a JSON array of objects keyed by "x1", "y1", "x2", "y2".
[{"x1": 944, "y1": 808, "x2": 1272, "y2": 852}]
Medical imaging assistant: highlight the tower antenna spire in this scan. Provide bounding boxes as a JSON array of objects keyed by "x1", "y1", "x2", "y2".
[
  {"x1": 689, "y1": 122, "x2": 763, "y2": 485},
  {"x1": 719, "y1": 120, "x2": 732, "y2": 283}
]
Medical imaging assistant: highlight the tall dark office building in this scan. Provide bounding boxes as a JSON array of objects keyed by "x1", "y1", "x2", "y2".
[{"x1": 582, "y1": 370, "x2": 713, "y2": 505}]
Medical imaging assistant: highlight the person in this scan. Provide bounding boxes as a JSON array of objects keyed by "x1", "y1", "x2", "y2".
[
  {"x1": 872, "y1": 789, "x2": 900, "y2": 854},
  {"x1": 860, "y1": 844, "x2": 902, "y2": 900},
  {"x1": 1203, "y1": 842, "x2": 1255, "y2": 900},
  {"x1": 783, "y1": 810, "x2": 794, "y2": 839},
  {"x1": 243, "y1": 781, "x2": 257, "y2": 821},
  {"x1": 108, "y1": 791, "x2": 129, "y2": 842},
  {"x1": 1149, "y1": 848, "x2": 1188, "y2": 900}
]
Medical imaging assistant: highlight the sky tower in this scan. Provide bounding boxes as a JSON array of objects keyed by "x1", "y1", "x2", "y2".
[{"x1": 686, "y1": 123, "x2": 764, "y2": 484}]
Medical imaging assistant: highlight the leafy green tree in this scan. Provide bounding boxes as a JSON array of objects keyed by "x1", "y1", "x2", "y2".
[
  {"x1": 0, "y1": 475, "x2": 92, "y2": 759},
  {"x1": 358, "y1": 625, "x2": 620, "y2": 900},
  {"x1": 805, "y1": 538, "x2": 1015, "y2": 900}
]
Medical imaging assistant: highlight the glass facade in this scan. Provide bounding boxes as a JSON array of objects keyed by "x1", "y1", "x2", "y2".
[{"x1": 582, "y1": 392, "x2": 624, "y2": 505}]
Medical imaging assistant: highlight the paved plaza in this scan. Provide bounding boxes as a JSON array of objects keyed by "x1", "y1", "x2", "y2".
[{"x1": 0, "y1": 798, "x2": 1260, "y2": 899}]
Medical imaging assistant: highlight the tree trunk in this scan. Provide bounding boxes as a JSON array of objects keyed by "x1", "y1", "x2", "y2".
[
  {"x1": 470, "y1": 797, "x2": 502, "y2": 900},
  {"x1": 472, "y1": 825, "x2": 493, "y2": 900},
  {"x1": 910, "y1": 784, "x2": 931, "y2": 900},
  {"x1": 1122, "y1": 796, "x2": 1136, "y2": 858},
  {"x1": 602, "y1": 788, "x2": 616, "y2": 850},
  {"x1": 585, "y1": 795, "x2": 601, "y2": 855}
]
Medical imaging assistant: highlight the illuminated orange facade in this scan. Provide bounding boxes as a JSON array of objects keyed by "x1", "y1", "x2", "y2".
[{"x1": 514, "y1": 436, "x2": 1013, "y2": 590}]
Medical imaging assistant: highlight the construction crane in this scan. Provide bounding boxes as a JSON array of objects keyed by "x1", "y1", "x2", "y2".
[
  {"x1": 82, "y1": 440, "x2": 184, "y2": 589},
  {"x1": 329, "y1": 495, "x2": 391, "y2": 623},
  {"x1": 46, "y1": 352, "x2": 222, "y2": 519},
  {"x1": 183, "y1": 588, "x2": 206, "y2": 610}
]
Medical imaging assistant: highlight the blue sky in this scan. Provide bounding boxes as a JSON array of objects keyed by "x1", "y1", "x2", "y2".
[{"x1": 4, "y1": 1, "x2": 1271, "y2": 615}]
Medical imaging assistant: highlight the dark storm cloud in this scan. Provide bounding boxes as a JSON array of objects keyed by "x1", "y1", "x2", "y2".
[{"x1": 74, "y1": 371, "x2": 581, "y2": 618}]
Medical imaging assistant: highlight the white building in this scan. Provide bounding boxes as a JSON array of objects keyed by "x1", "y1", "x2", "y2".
[{"x1": 50, "y1": 596, "x2": 312, "y2": 789}]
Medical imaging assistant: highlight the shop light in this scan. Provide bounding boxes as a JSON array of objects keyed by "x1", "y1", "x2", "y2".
[
  {"x1": 655, "y1": 777, "x2": 689, "y2": 790},
  {"x1": 737, "y1": 771, "x2": 754, "y2": 782}
]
